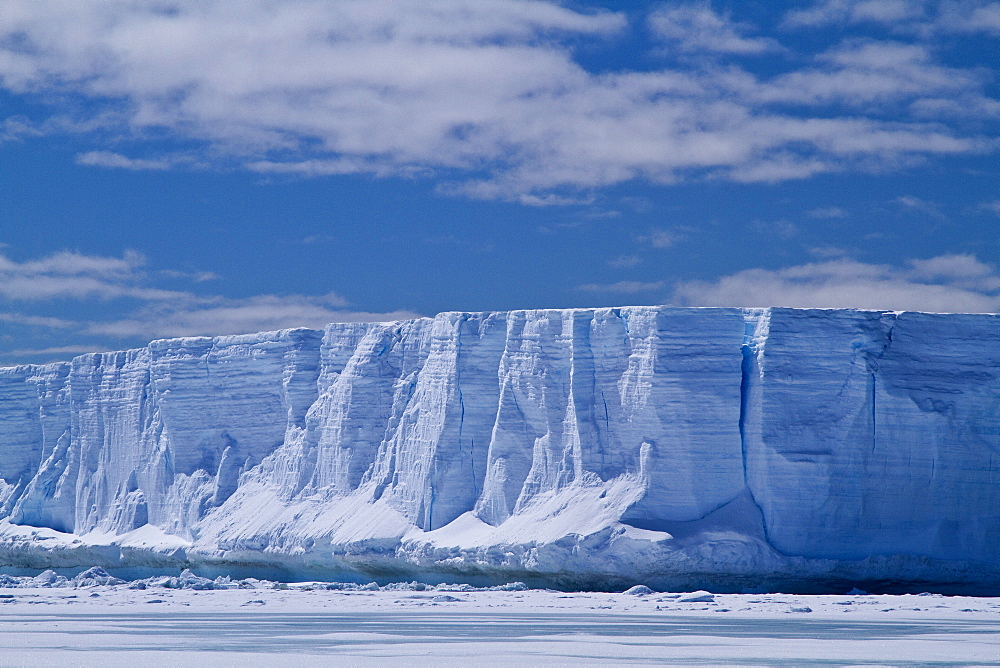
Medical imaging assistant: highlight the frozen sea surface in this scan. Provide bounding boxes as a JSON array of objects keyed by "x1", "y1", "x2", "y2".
[{"x1": 2, "y1": 584, "x2": 999, "y2": 666}]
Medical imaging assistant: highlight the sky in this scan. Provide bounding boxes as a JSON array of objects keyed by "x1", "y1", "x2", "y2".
[{"x1": 0, "y1": 0, "x2": 998, "y2": 365}]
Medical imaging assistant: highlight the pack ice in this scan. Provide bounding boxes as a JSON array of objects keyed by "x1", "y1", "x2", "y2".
[{"x1": 1, "y1": 307, "x2": 999, "y2": 592}]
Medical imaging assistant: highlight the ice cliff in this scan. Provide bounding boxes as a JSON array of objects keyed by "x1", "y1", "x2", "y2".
[{"x1": 1, "y1": 307, "x2": 999, "y2": 593}]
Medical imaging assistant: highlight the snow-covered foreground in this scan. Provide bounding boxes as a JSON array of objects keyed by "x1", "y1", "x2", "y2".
[{"x1": 1, "y1": 577, "x2": 999, "y2": 666}]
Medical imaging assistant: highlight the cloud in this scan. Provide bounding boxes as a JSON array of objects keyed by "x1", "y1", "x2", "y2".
[
  {"x1": 893, "y1": 195, "x2": 945, "y2": 217},
  {"x1": 0, "y1": 250, "x2": 191, "y2": 301},
  {"x1": 608, "y1": 255, "x2": 643, "y2": 269},
  {"x1": 783, "y1": 0, "x2": 928, "y2": 28},
  {"x1": 672, "y1": 254, "x2": 1000, "y2": 312},
  {"x1": 578, "y1": 281, "x2": 666, "y2": 293},
  {"x1": 784, "y1": 0, "x2": 1000, "y2": 35},
  {"x1": 0, "y1": 312, "x2": 77, "y2": 329},
  {"x1": 76, "y1": 151, "x2": 173, "y2": 170},
  {"x1": 158, "y1": 269, "x2": 219, "y2": 282},
  {"x1": 906, "y1": 254, "x2": 1000, "y2": 286},
  {"x1": 979, "y1": 199, "x2": 1000, "y2": 215},
  {"x1": 86, "y1": 295, "x2": 418, "y2": 339},
  {"x1": 807, "y1": 206, "x2": 847, "y2": 219},
  {"x1": 748, "y1": 41, "x2": 986, "y2": 109},
  {"x1": 807, "y1": 245, "x2": 852, "y2": 259},
  {"x1": 637, "y1": 229, "x2": 683, "y2": 249},
  {"x1": 0, "y1": 115, "x2": 43, "y2": 142},
  {"x1": 0, "y1": 249, "x2": 421, "y2": 360},
  {"x1": 650, "y1": 4, "x2": 782, "y2": 55},
  {"x1": 936, "y1": 1, "x2": 1000, "y2": 34},
  {"x1": 0, "y1": 1, "x2": 995, "y2": 199}
]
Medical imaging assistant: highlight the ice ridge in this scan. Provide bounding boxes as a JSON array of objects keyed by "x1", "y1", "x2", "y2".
[{"x1": 1, "y1": 306, "x2": 999, "y2": 593}]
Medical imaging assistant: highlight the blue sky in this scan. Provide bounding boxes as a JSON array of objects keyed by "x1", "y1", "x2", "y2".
[{"x1": 1, "y1": 0, "x2": 998, "y2": 364}]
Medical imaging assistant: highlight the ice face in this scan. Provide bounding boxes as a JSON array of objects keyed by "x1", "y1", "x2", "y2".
[
  {"x1": 744, "y1": 309, "x2": 1000, "y2": 565},
  {"x1": 1, "y1": 307, "x2": 999, "y2": 591}
]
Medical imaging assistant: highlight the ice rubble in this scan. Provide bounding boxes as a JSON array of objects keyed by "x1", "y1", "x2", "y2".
[{"x1": 1, "y1": 307, "x2": 999, "y2": 592}]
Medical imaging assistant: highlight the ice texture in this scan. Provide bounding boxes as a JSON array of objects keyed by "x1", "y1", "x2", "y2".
[{"x1": 1, "y1": 307, "x2": 999, "y2": 592}]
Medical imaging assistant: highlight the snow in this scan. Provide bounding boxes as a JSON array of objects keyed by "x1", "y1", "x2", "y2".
[
  {"x1": 1, "y1": 307, "x2": 1000, "y2": 592},
  {"x1": 0, "y1": 574, "x2": 999, "y2": 665}
]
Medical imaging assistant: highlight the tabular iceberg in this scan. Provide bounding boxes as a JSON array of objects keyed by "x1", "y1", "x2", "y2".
[{"x1": 1, "y1": 307, "x2": 999, "y2": 592}]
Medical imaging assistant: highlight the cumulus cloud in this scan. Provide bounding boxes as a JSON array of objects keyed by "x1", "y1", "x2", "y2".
[
  {"x1": 672, "y1": 254, "x2": 1000, "y2": 312},
  {"x1": 0, "y1": 0, "x2": 995, "y2": 199}
]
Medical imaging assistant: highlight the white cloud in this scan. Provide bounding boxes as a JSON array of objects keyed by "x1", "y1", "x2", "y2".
[
  {"x1": 0, "y1": 312, "x2": 77, "y2": 329},
  {"x1": 749, "y1": 41, "x2": 984, "y2": 109},
  {"x1": 650, "y1": 4, "x2": 782, "y2": 55},
  {"x1": 0, "y1": 115, "x2": 43, "y2": 142},
  {"x1": 937, "y1": 1, "x2": 1000, "y2": 34},
  {"x1": 608, "y1": 255, "x2": 643, "y2": 269},
  {"x1": 893, "y1": 194, "x2": 945, "y2": 217},
  {"x1": 158, "y1": 269, "x2": 219, "y2": 282},
  {"x1": 247, "y1": 159, "x2": 387, "y2": 178},
  {"x1": 808, "y1": 245, "x2": 852, "y2": 259},
  {"x1": 578, "y1": 281, "x2": 666, "y2": 293},
  {"x1": 0, "y1": 250, "x2": 190, "y2": 301},
  {"x1": 981, "y1": 199, "x2": 1000, "y2": 215},
  {"x1": 638, "y1": 229, "x2": 683, "y2": 249},
  {"x1": 0, "y1": 249, "x2": 420, "y2": 358},
  {"x1": 76, "y1": 151, "x2": 173, "y2": 170},
  {"x1": 784, "y1": 0, "x2": 1000, "y2": 35},
  {"x1": 0, "y1": 1, "x2": 995, "y2": 198},
  {"x1": 86, "y1": 295, "x2": 419, "y2": 339},
  {"x1": 906, "y1": 254, "x2": 1000, "y2": 287},
  {"x1": 807, "y1": 206, "x2": 847, "y2": 218},
  {"x1": 784, "y1": 0, "x2": 928, "y2": 28},
  {"x1": 672, "y1": 254, "x2": 1000, "y2": 312}
]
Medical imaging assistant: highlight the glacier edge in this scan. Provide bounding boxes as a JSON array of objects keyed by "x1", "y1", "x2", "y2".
[{"x1": 1, "y1": 306, "x2": 999, "y2": 593}]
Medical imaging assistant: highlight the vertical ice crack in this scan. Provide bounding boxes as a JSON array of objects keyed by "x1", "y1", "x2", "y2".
[
  {"x1": 871, "y1": 373, "x2": 877, "y2": 453},
  {"x1": 599, "y1": 391, "x2": 610, "y2": 471},
  {"x1": 458, "y1": 388, "x2": 478, "y2": 500},
  {"x1": 738, "y1": 337, "x2": 752, "y2": 487},
  {"x1": 868, "y1": 312, "x2": 896, "y2": 455},
  {"x1": 739, "y1": 311, "x2": 775, "y2": 549}
]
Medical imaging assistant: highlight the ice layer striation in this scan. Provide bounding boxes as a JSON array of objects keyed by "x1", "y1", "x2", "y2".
[{"x1": 1, "y1": 307, "x2": 999, "y2": 592}]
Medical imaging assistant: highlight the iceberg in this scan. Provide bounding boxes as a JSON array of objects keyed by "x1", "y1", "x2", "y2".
[{"x1": 1, "y1": 307, "x2": 999, "y2": 592}]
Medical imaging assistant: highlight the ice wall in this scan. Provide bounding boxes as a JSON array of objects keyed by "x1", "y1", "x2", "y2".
[
  {"x1": 744, "y1": 310, "x2": 1000, "y2": 565},
  {"x1": 1, "y1": 307, "x2": 999, "y2": 592}
]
